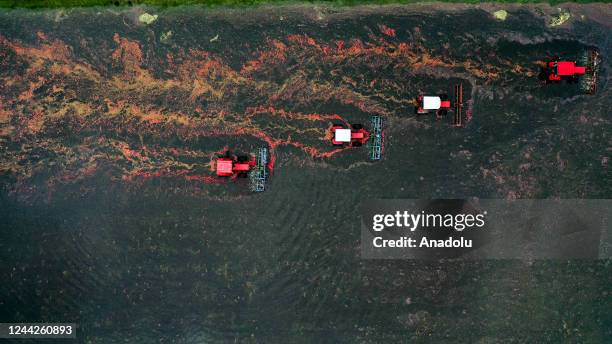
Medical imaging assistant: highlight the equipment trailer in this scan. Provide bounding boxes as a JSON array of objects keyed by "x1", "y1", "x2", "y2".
[
  {"x1": 453, "y1": 84, "x2": 464, "y2": 127},
  {"x1": 579, "y1": 48, "x2": 601, "y2": 94},
  {"x1": 249, "y1": 147, "x2": 268, "y2": 192},
  {"x1": 369, "y1": 116, "x2": 384, "y2": 161}
]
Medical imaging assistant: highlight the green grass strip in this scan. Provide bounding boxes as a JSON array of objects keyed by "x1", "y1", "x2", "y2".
[{"x1": 0, "y1": 0, "x2": 604, "y2": 10}]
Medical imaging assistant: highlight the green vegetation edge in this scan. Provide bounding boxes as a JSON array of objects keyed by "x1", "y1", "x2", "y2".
[{"x1": 0, "y1": 0, "x2": 602, "y2": 10}]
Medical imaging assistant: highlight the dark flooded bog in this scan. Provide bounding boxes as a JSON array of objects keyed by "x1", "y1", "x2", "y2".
[{"x1": 0, "y1": 4, "x2": 611, "y2": 343}]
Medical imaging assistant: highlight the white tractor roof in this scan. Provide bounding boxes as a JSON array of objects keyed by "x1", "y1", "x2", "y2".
[
  {"x1": 334, "y1": 128, "x2": 352, "y2": 143},
  {"x1": 423, "y1": 96, "x2": 441, "y2": 110}
]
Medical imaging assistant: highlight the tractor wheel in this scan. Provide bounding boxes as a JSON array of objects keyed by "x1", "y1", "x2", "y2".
[
  {"x1": 436, "y1": 109, "x2": 448, "y2": 117},
  {"x1": 538, "y1": 67, "x2": 549, "y2": 82}
]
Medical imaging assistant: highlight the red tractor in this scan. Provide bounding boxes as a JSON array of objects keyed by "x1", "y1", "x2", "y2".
[
  {"x1": 215, "y1": 152, "x2": 255, "y2": 178},
  {"x1": 331, "y1": 123, "x2": 370, "y2": 147},
  {"x1": 543, "y1": 48, "x2": 600, "y2": 94},
  {"x1": 416, "y1": 95, "x2": 451, "y2": 116},
  {"x1": 546, "y1": 60, "x2": 586, "y2": 82},
  {"x1": 416, "y1": 84, "x2": 465, "y2": 127},
  {"x1": 214, "y1": 148, "x2": 268, "y2": 192}
]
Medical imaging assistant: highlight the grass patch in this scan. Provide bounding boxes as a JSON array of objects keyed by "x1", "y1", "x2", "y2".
[{"x1": 0, "y1": 0, "x2": 601, "y2": 10}]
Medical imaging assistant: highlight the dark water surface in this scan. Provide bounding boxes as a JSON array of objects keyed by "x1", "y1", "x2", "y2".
[{"x1": 1, "y1": 5, "x2": 611, "y2": 343}]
